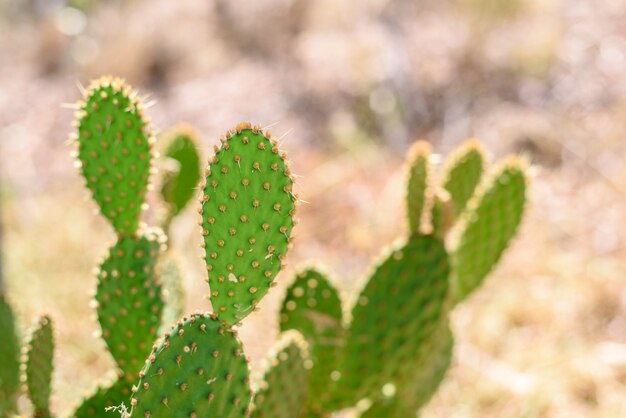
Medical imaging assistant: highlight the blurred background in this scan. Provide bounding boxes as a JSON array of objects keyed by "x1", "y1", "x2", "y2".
[{"x1": 1, "y1": 0, "x2": 626, "y2": 416}]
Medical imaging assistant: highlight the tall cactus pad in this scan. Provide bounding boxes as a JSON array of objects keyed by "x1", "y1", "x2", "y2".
[
  {"x1": 442, "y1": 140, "x2": 485, "y2": 219},
  {"x1": 95, "y1": 229, "x2": 165, "y2": 375},
  {"x1": 160, "y1": 124, "x2": 202, "y2": 218},
  {"x1": 452, "y1": 158, "x2": 527, "y2": 302},
  {"x1": 200, "y1": 122, "x2": 296, "y2": 326},
  {"x1": 406, "y1": 141, "x2": 431, "y2": 233},
  {"x1": 131, "y1": 312, "x2": 252, "y2": 418},
  {"x1": 74, "y1": 76, "x2": 153, "y2": 236},
  {"x1": 251, "y1": 331, "x2": 311, "y2": 418},
  {"x1": 72, "y1": 376, "x2": 134, "y2": 418},
  {"x1": 22, "y1": 315, "x2": 54, "y2": 417},
  {"x1": 279, "y1": 268, "x2": 342, "y2": 413},
  {"x1": 332, "y1": 235, "x2": 450, "y2": 408},
  {"x1": 0, "y1": 294, "x2": 20, "y2": 415}
]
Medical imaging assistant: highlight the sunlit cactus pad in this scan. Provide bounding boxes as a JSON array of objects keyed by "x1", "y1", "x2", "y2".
[
  {"x1": 331, "y1": 235, "x2": 450, "y2": 408},
  {"x1": 200, "y1": 122, "x2": 296, "y2": 326},
  {"x1": 251, "y1": 330, "x2": 311, "y2": 418},
  {"x1": 406, "y1": 141, "x2": 431, "y2": 233},
  {"x1": 95, "y1": 228, "x2": 165, "y2": 374},
  {"x1": 72, "y1": 375, "x2": 134, "y2": 418},
  {"x1": 441, "y1": 139, "x2": 485, "y2": 219},
  {"x1": 279, "y1": 267, "x2": 343, "y2": 413},
  {"x1": 74, "y1": 76, "x2": 153, "y2": 236},
  {"x1": 131, "y1": 312, "x2": 251, "y2": 418},
  {"x1": 452, "y1": 157, "x2": 527, "y2": 302},
  {"x1": 22, "y1": 315, "x2": 54, "y2": 418}
]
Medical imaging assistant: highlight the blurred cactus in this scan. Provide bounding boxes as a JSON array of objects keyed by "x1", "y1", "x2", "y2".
[
  {"x1": 0, "y1": 294, "x2": 20, "y2": 416},
  {"x1": 22, "y1": 316, "x2": 55, "y2": 418}
]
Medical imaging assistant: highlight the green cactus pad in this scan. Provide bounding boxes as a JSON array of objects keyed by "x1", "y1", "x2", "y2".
[
  {"x1": 95, "y1": 228, "x2": 165, "y2": 375},
  {"x1": 160, "y1": 124, "x2": 202, "y2": 219},
  {"x1": 200, "y1": 122, "x2": 296, "y2": 326},
  {"x1": 452, "y1": 157, "x2": 527, "y2": 303},
  {"x1": 157, "y1": 256, "x2": 186, "y2": 335},
  {"x1": 72, "y1": 375, "x2": 134, "y2": 418},
  {"x1": 0, "y1": 294, "x2": 20, "y2": 416},
  {"x1": 441, "y1": 139, "x2": 485, "y2": 219},
  {"x1": 279, "y1": 267, "x2": 343, "y2": 414},
  {"x1": 22, "y1": 315, "x2": 54, "y2": 417},
  {"x1": 251, "y1": 330, "x2": 311, "y2": 418},
  {"x1": 131, "y1": 312, "x2": 252, "y2": 418},
  {"x1": 330, "y1": 235, "x2": 450, "y2": 409},
  {"x1": 406, "y1": 141, "x2": 431, "y2": 234},
  {"x1": 74, "y1": 76, "x2": 153, "y2": 236}
]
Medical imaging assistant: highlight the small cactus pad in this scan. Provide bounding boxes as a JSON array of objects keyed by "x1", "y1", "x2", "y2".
[
  {"x1": 441, "y1": 140, "x2": 485, "y2": 219},
  {"x1": 331, "y1": 235, "x2": 450, "y2": 409},
  {"x1": 160, "y1": 124, "x2": 202, "y2": 218},
  {"x1": 22, "y1": 315, "x2": 54, "y2": 417},
  {"x1": 95, "y1": 229, "x2": 165, "y2": 375},
  {"x1": 158, "y1": 256, "x2": 186, "y2": 335},
  {"x1": 72, "y1": 375, "x2": 134, "y2": 418},
  {"x1": 200, "y1": 122, "x2": 296, "y2": 326},
  {"x1": 279, "y1": 268, "x2": 343, "y2": 413},
  {"x1": 452, "y1": 157, "x2": 527, "y2": 303},
  {"x1": 74, "y1": 76, "x2": 153, "y2": 236},
  {"x1": 0, "y1": 294, "x2": 20, "y2": 415},
  {"x1": 251, "y1": 331, "x2": 311, "y2": 418},
  {"x1": 131, "y1": 312, "x2": 252, "y2": 418},
  {"x1": 406, "y1": 141, "x2": 431, "y2": 233}
]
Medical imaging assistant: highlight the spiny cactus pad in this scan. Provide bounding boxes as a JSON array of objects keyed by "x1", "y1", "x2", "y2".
[
  {"x1": 0, "y1": 294, "x2": 20, "y2": 416},
  {"x1": 251, "y1": 331, "x2": 311, "y2": 418},
  {"x1": 22, "y1": 315, "x2": 54, "y2": 417},
  {"x1": 72, "y1": 375, "x2": 134, "y2": 418},
  {"x1": 131, "y1": 312, "x2": 252, "y2": 418},
  {"x1": 406, "y1": 141, "x2": 431, "y2": 233},
  {"x1": 452, "y1": 157, "x2": 527, "y2": 303},
  {"x1": 279, "y1": 267, "x2": 343, "y2": 413},
  {"x1": 441, "y1": 140, "x2": 485, "y2": 219},
  {"x1": 74, "y1": 76, "x2": 153, "y2": 236},
  {"x1": 95, "y1": 229, "x2": 165, "y2": 375},
  {"x1": 160, "y1": 124, "x2": 202, "y2": 219},
  {"x1": 331, "y1": 235, "x2": 450, "y2": 409},
  {"x1": 200, "y1": 122, "x2": 296, "y2": 326}
]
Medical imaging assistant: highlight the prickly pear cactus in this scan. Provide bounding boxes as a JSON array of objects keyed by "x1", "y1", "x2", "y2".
[
  {"x1": 441, "y1": 139, "x2": 485, "y2": 219},
  {"x1": 406, "y1": 141, "x2": 431, "y2": 233},
  {"x1": 72, "y1": 375, "x2": 134, "y2": 418},
  {"x1": 200, "y1": 122, "x2": 296, "y2": 326},
  {"x1": 95, "y1": 228, "x2": 166, "y2": 375},
  {"x1": 251, "y1": 331, "x2": 311, "y2": 418},
  {"x1": 160, "y1": 124, "x2": 202, "y2": 221},
  {"x1": 452, "y1": 157, "x2": 527, "y2": 303},
  {"x1": 22, "y1": 315, "x2": 54, "y2": 418},
  {"x1": 330, "y1": 235, "x2": 450, "y2": 409},
  {"x1": 0, "y1": 294, "x2": 20, "y2": 416},
  {"x1": 430, "y1": 189, "x2": 453, "y2": 240},
  {"x1": 131, "y1": 312, "x2": 252, "y2": 418},
  {"x1": 279, "y1": 267, "x2": 342, "y2": 414},
  {"x1": 73, "y1": 76, "x2": 154, "y2": 236}
]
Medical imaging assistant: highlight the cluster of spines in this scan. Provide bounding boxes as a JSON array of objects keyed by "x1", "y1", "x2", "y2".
[
  {"x1": 198, "y1": 122, "x2": 297, "y2": 327},
  {"x1": 21, "y1": 315, "x2": 55, "y2": 418}
]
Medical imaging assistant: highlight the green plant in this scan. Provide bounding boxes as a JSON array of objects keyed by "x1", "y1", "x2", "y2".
[
  {"x1": 22, "y1": 316, "x2": 55, "y2": 418},
  {"x1": 0, "y1": 293, "x2": 20, "y2": 416}
]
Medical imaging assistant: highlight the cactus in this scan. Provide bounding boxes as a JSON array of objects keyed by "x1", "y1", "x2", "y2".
[
  {"x1": 95, "y1": 229, "x2": 165, "y2": 375},
  {"x1": 451, "y1": 157, "x2": 527, "y2": 303},
  {"x1": 406, "y1": 141, "x2": 431, "y2": 233},
  {"x1": 131, "y1": 312, "x2": 252, "y2": 418},
  {"x1": 279, "y1": 268, "x2": 342, "y2": 414},
  {"x1": 22, "y1": 315, "x2": 55, "y2": 418},
  {"x1": 72, "y1": 375, "x2": 135, "y2": 418},
  {"x1": 329, "y1": 235, "x2": 450, "y2": 409},
  {"x1": 251, "y1": 331, "x2": 311, "y2": 418},
  {"x1": 159, "y1": 124, "x2": 202, "y2": 228},
  {"x1": 200, "y1": 122, "x2": 296, "y2": 326},
  {"x1": 0, "y1": 294, "x2": 20, "y2": 416},
  {"x1": 74, "y1": 76, "x2": 154, "y2": 237}
]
